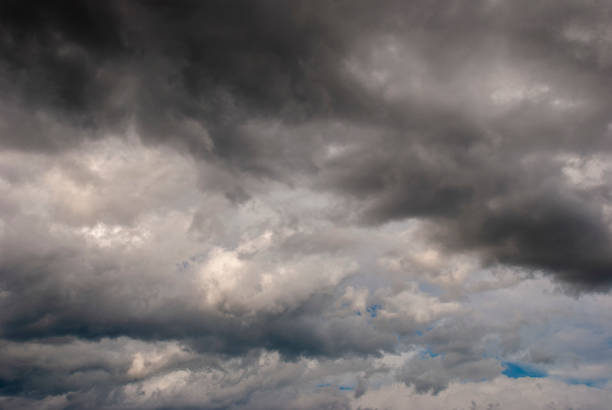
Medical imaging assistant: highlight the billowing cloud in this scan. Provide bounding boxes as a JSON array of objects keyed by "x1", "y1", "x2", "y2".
[{"x1": 1, "y1": 1, "x2": 612, "y2": 409}]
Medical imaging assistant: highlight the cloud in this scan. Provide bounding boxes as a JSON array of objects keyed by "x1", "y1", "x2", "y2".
[
  {"x1": 2, "y1": 1, "x2": 612, "y2": 288},
  {"x1": 1, "y1": 1, "x2": 612, "y2": 408},
  {"x1": 354, "y1": 376, "x2": 612, "y2": 410}
]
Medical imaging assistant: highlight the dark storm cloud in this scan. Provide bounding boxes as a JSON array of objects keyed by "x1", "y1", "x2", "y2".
[
  {"x1": 2, "y1": 1, "x2": 612, "y2": 407},
  {"x1": 0, "y1": 0, "x2": 380, "y2": 161},
  {"x1": 3, "y1": 0, "x2": 611, "y2": 288}
]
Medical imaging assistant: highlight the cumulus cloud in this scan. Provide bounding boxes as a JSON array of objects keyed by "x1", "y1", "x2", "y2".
[{"x1": 1, "y1": 1, "x2": 612, "y2": 409}]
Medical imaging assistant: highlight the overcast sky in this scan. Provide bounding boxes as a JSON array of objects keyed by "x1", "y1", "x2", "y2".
[{"x1": 1, "y1": 1, "x2": 612, "y2": 409}]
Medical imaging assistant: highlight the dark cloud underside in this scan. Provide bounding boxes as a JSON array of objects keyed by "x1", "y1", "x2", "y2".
[
  {"x1": 2, "y1": 0, "x2": 611, "y2": 287},
  {"x1": 2, "y1": 1, "x2": 612, "y2": 409}
]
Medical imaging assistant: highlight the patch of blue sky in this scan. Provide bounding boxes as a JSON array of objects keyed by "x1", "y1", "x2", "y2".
[
  {"x1": 563, "y1": 378, "x2": 597, "y2": 387},
  {"x1": 366, "y1": 304, "x2": 381, "y2": 318},
  {"x1": 501, "y1": 361, "x2": 547, "y2": 379},
  {"x1": 315, "y1": 383, "x2": 355, "y2": 391},
  {"x1": 558, "y1": 377, "x2": 610, "y2": 388},
  {"x1": 419, "y1": 346, "x2": 440, "y2": 358}
]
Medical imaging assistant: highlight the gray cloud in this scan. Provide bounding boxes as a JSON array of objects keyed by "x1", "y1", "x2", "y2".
[
  {"x1": 2, "y1": 1, "x2": 612, "y2": 408},
  {"x1": 4, "y1": 0, "x2": 608, "y2": 288}
]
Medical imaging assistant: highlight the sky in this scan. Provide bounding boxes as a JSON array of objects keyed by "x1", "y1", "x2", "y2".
[{"x1": 1, "y1": 1, "x2": 612, "y2": 409}]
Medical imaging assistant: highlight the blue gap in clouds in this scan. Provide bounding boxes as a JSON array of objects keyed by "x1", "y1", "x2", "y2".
[
  {"x1": 366, "y1": 304, "x2": 381, "y2": 318},
  {"x1": 502, "y1": 361, "x2": 547, "y2": 379},
  {"x1": 564, "y1": 378, "x2": 601, "y2": 388},
  {"x1": 356, "y1": 304, "x2": 382, "y2": 317},
  {"x1": 315, "y1": 383, "x2": 354, "y2": 391},
  {"x1": 419, "y1": 346, "x2": 440, "y2": 358}
]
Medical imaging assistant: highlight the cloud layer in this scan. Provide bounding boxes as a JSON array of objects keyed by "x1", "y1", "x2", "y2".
[{"x1": 1, "y1": 1, "x2": 612, "y2": 409}]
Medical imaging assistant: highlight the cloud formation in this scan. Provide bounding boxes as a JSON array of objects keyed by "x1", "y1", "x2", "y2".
[{"x1": 1, "y1": 1, "x2": 612, "y2": 409}]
